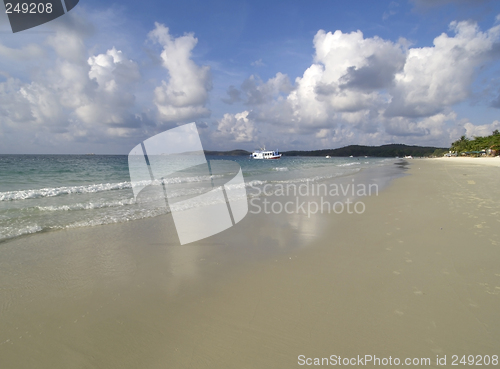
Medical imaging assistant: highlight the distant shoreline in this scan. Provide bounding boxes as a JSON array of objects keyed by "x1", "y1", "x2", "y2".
[{"x1": 205, "y1": 144, "x2": 447, "y2": 157}]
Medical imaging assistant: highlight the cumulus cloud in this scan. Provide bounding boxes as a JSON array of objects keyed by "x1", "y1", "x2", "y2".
[
  {"x1": 223, "y1": 72, "x2": 292, "y2": 106},
  {"x1": 77, "y1": 47, "x2": 141, "y2": 127},
  {"x1": 282, "y1": 28, "x2": 405, "y2": 128},
  {"x1": 241, "y1": 73, "x2": 293, "y2": 105},
  {"x1": 464, "y1": 120, "x2": 500, "y2": 138},
  {"x1": 312, "y1": 29, "x2": 405, "y2": 91},
  {"x1": 3, "y1": 36, "x2": 142, "y2": 136},
  {"x1": 386, "y1": 20, "x2": 500, "y2": 117},
  {"x1": 383, "y1": 112, "x2": 452, "y2": 139},
  {"x1": 0, "y1": 13, "x2": 170, "y2": 152},
  {"x1": 215, "y1": 110, "x2": 255, "y2": 142},
  {"x1": 148, "y1": 23, "x2": 212, "y2": 122},
  {"x1": 0, "y1": 17, "x2": 93, "y2": 134}
]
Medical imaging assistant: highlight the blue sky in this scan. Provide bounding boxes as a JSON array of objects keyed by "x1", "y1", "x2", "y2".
[{"x1": 1, "y1": 0, "x2": 500, "y2": 153}]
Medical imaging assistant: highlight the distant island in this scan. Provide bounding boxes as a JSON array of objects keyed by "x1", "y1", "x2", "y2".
[
  {"x1": 204, "y1": 150, "x2": 252, "y2": 156},
  {"x1": 204, "y1": 144, "x2": 448, "y2": 157}
]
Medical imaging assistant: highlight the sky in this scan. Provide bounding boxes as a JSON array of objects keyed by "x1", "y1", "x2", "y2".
[{"x1": 1, "y1": 0, "x2": 500, "y2": 154}]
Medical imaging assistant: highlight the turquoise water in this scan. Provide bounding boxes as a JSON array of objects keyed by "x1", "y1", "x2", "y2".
[{"x1": 0, "y1": 154, "x2": 396, "y2": 242}]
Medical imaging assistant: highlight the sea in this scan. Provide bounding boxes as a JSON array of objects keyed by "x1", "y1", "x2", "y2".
[{"x1": 0, "y1": 154, "x2": 402, "y2": 243}]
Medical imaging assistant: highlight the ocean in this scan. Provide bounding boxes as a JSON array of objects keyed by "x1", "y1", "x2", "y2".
[{"x1": 0, "y1": 154, "x2": 400, "y2": 243}]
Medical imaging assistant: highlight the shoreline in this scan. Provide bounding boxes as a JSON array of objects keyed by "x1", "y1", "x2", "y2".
[{"x1": 1, "y1": 159, "x2": 499, "y2": 368}]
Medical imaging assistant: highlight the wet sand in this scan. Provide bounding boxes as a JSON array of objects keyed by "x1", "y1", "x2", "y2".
[{"x1": 1, "y1": 160, "x2": 499, "y2": 368}]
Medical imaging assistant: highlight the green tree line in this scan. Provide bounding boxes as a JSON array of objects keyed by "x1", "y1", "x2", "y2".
[
  {"x1": 283, "y1": 144, "x2": 446, "y2": 157},
  {"x1": 450, "y1": 130, "x2": 500, "y2": 154}
]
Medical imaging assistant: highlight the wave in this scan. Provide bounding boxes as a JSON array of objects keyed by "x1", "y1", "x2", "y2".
[
  {"x1": 0, "y1": 224, "x2": 43, "y2": 241},
  {"x1": 337, "y1": 162, "x2": 361, "y2": 167},
  {"x1": 0, "y1": 182, "x2": 133, "y2": 202},
  {"x1": 65, "y1": 207, "x2": 169, "y2": 230},
  {"x1": 0, "y1": 174, "x2": 226, "y2": 202},
  {"x1": 36, "y1": 198, "x2": 136, "y2": 212}
]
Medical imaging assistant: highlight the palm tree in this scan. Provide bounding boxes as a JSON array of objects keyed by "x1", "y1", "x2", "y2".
[{"x1": 451, "y1": 135, "x2": 470, "y2": 154}]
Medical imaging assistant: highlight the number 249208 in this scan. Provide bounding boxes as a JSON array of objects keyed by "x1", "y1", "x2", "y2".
[
  {"x1": 5, "y1": 3, "x2": 53, "y2": 14},
  {"x1": 451, "y1": 355, "x2": 498, "y2": 365}
]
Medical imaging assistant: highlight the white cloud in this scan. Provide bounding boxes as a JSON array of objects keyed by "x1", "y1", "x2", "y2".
[
  {"x1": 387, "y1": 20, "x2": 500, "y2": 117},
  {"x1": 312, "y1": 29, "x2": 405, "y2": 91},
  {"x1": 464, "y1": 120, "x2": 500, "y2": 138},
  {"x1": 88, "y1": 48, "x2": 140, "y2": 93},
  {"x1": 275, "y1": 28, "x2": 405, "y2": 130},
  {"x1": 384, "y1": 112, "x2": 455, "y2": 140},
  {"x1": 148, "y1": 23, "x2": 212, "y2": 123},
  {"x1": 240, "y1": 72, "x2": 292, "y2": 105},
  {"x1": 0, "y1": 17, "x2": 214, "y2": 153},
  {"x1": 215, "y1": 110, "x2": 255, "y2": 142},
  {"x1": 251, "y1": 59, "x2": 265, "y2": 67},
  {"x1": 0, "y1": 12, "x2": 150, "y2": 152},
  {"x1": 76, "y1": 47, "x2": 141, "y2": 128}
]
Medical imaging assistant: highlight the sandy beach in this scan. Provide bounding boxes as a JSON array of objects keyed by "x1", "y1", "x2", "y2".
[
  {"x1": 1, "y1": 159, "x2": 500, "y2": 368},
  {"x1": 435, "y1": 156, "x2": 500, "y2": 167}
]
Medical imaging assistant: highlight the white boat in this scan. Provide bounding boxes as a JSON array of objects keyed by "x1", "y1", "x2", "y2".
[
  {"x1": 251, "y1": 147, "x2": 282, "y2": 159},
  {"x1": 325, "y1": 155, "x2": 330, "y2": 158}
]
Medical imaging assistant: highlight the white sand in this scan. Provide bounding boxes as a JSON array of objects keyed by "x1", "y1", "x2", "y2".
[{"x1": 434, "y1": 156, "x2": 500, "y2": 167}]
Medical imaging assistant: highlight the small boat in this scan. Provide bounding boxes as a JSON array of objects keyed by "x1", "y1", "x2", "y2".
[
  {"x1": 251, "y1": 147, "x2": 282, "y2": 159},
  {"x1": 325, "y1": 155, "x2": 330, "y2": 158}
]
